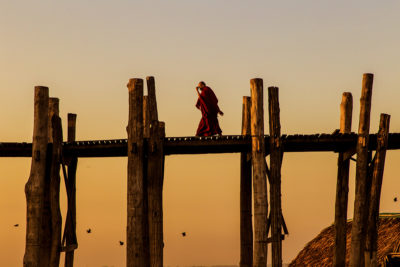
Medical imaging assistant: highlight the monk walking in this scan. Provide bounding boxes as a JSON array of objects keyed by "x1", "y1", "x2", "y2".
[{"x1": 195, "y1": 81, "x2": 224, "y2": 136}]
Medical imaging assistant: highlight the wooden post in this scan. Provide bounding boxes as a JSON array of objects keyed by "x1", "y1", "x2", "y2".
[
  {"x1": 143, "y1": 96, "x2": 150, "y2": 138},
  {"x1": 240, "y1": 96, "x2": 252, "y2": 267},
  {"x1": 250, "y1": 78, "x2": 268, "y2": 267},
  {"x1": 268, "y1": 86, "x2": 283, "y2": 267},
  {"x1": 333, "y1": 92, "x2": 353, "y2": 267},
  {"x1": 24, "y1": 86, "x2": 49, "y2": 267},
  {"x1": 147, "y1": 120, "x2": 165, "y2": 267},
  {"x1": 127, "y1": 78, "x2": 148, "y2": 266},
  {"x1": 146, "y1": 76, "x2": 158, "y2": 121},
  {"x1": 350, "y1": 73, "x2": 374, "y2": 267},
  {"x1": 48, "y1": 98, "x2": 62, "y2": 267},
  {"x1": 365, "y1": 114, "x2": 390, "y2": 267},
  {"x1": 65, "y1": 113, "x2": 78, "y2": 267}
]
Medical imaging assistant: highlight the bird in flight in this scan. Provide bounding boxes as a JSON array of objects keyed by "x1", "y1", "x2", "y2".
[
  {"x1": 181, "y1": 232, "x2": 186, "y2": 237},
  {"x1": 14, "y1": 224, "x2": 19, "y2": 227},
  {"x1": 119, "y1": 241, "x2": 124, "y2": 246},
  {"x1": 394, "y1": 197, "x2": 398, "y2": 202},
  {"x1": 86, "y1": 228, "x2": 91, "y2": 234}
]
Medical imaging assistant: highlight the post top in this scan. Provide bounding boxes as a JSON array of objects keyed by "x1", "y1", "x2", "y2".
[{"x1": 127, "y1": 78, "x2": 144, "y2": 91}]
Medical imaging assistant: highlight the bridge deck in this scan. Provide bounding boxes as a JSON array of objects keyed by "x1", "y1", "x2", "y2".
[{"x1": 1, "y1": 133, "x2": 400, "y2": 158}]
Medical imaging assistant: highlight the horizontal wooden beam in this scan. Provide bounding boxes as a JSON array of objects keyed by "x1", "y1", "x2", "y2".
[{"x1": 2, "y1": 133, "x2": 400, "y2": 158}]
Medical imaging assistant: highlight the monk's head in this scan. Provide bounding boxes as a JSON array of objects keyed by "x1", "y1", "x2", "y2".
[{"x1": 198, "y1": 81, "x2": 206, "y2": 89}]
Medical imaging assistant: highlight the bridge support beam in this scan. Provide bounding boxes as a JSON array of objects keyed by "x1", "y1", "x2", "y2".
[
  {"x1": 250, "y1": 78, "x2": 268, "y2": 267},
  {"x1": 333, "y1": 92, "x2": 353, "y2": 267},
  {"x1": 240, "y1": 96, "x2": 252, "y2": 267}
]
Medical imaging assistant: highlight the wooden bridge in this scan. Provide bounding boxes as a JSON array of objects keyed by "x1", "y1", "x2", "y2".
[{"x1": 2, "y1": 74, "x2": 392, "y2": 267}]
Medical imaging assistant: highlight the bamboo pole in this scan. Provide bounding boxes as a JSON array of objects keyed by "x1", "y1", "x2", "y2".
[
  {"x1": 350, "y1": 73, "x2": 374, "y2": 267},
  {"x1": 333, "y1": 92, "x2": 353, "y2": 267},
  {"x1": 24, "y1": 86, "x2": 49, "y2": 267},
  {"x1": 127, "y1": 78, "x2": 148, "y2": 266},
  {"x1": 65, "y1": 113, "x2": 78, "y2": 267},
  {"x1": 48, "y1": 98, "x2": 62, "y2": 267},
  {"x1": 240, "y1": 96, "x2": 252, "y2": 267},
  {"x1": 365, "y1": 114, "x2": 390, "y2": 267},
  {"x1": 250, "y1": 78, "x2": 268, "y2": 267},
  {"x1": 147, "y1": 120, "x2": 165, "y2": 267},
  {"x1": 268, "y1": 86, "x2": 283, "y2": 267}
]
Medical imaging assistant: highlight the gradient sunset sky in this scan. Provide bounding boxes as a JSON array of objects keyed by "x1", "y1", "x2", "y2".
[{"x1": 1, "y1": 0, "x2": 400, "y2": 266}]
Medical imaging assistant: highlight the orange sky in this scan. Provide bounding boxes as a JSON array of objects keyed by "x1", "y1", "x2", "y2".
[{"x1": 1, "y1": 0, "x2": 400, "y2": 266}]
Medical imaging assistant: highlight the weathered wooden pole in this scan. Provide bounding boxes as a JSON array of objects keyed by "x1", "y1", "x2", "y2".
[
  {"x1": 48, "y1": 98, "x2": 62, "y2": 267},
  {"x1": 127, "y1": 78, "x2": 149, "y2": 266},
  {"x1": 65, "y1": 113, "x2": 78, "y2": 267},
  {"x1": 24, "y1": 86, "x2": 49, "y2": 267},
  {"x1": 240, "y1": 96, "x2": 253, "y2": 267},
  {"x1": 143, "y1": 96, "x2": 150, "y2": 138},
  {"x1": 268, "y1": 86, "x2": 283, "y2": 267},
  {"x1": 250, "y1": 78, "x2": 268, "y2": 267},
  {"x1": 146, "y1": 76, "x2": 158, "y2": 121},
  {"x1": 350, "y1": 73, "x2": 374, "y2": 267},
  {"x1": 333, "y1": 92, "x2": 353, "y2": 267},
  {"x1": 147, "y1": 120, "x2": 165, "y2": 267},
  {"x1": 365, "y1": 114, "x2": 390, "y2": 267}
]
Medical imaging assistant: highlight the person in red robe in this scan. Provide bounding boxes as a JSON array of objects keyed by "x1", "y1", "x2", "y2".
[{"x1": 195, "y1": 81, "x2": 224, "y2": 136}]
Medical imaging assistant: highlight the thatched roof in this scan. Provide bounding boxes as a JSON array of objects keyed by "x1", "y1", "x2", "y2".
[{"x1": 290, "y1": 213, "x2": 400, "y2": 266}]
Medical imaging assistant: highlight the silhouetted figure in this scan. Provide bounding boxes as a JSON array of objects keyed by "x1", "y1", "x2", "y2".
[
  {"x1": 86, "y1": 228, "x2": 91, "y2": 233},
  {"x1": 181, "y1": 232, "x2": 186, "y2": 237},
  {"x1": 119, "y1": 241, "x2": 124, "y2": 246},
  {"x1": 195, "y1": 81, "x2": 223, "y2": 136}
]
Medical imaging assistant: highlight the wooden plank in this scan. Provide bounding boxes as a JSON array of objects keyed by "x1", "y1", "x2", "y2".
[
  {"x1": 365, "y1": 114, "x2": 390, "y2": 267},
  {"x1": 24, "y1": 86, "x2": 49, "y2": 267},
  {"x1": 240, "y1": 96, "x2": 252, "y2": 267},
  {"x1": 268, "y1": 86, "x2": 283, "y2": 267},
  {"x1": 127, "y1": 78, "x2": 148, "y2": 266},
  {"x1": 350, "y1": 73, "x2": 374, "y2": 267},
  {"x1": 147, "y1": 121, "x2": 165, "y2": 267},
  {"x1": 333, "y1": 92, "x2": 353, "y2": 267},
  {"x1": 146, "y1": 76, "x2": 158, "y2": 121},
  {"x1": 250, "y1": 78, "x2": 268, "y2": 267},
  {"x1": 65, "y1": 113, "x2": 78, "y2": 267}
]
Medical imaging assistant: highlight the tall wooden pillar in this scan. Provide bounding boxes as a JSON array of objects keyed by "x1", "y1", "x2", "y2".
[
  {"x1": 250, "y1": 78, "x2": 268, "y2": 267},
  {"x1": 48, "y1": 98, "x2": 62, "y2": 267},
  {"x1": 350, "y1": 73, "x2": 374, "y2": 267},
  {"x1": 145, "y1": 76, "x2": 165, "y2": 267},
  {"x1": 240, "y1": 96, "x2": 253, "y2": 267},
  {"x1": 127, "y1": 78, "x2": 149, "y2": 266},
  {"x1": 24, "y1": 86, "x2": 49, "y2": 267},
  {"x1": 268, "y1": 86, "x2": 283, "y2": 267},
  {"x1": 365, "y1": 114, "x2": 390, "y2": 267},
  {"x1": 65, "y1": 113, "x2": 78, "y2": 267},
  {"x1": 333, "y1": 92, "x2": 353, "y2": 267}
]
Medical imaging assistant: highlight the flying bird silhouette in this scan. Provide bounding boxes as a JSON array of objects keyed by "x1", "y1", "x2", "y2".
[
  {"x1": 119, "y1": 241, "x2": 124, "y2": 246},
  {"x1": 181, "y1": 232, "x2": 186, "y2": 237},
  {"x1": 14, "y1": 224, "x2": 19, "y2": 227},
  {"x1": 86, "y1": 228, "x2": 91, "y2": 234},
  {"x1": 394, "y1": 197, "x2": 398, "y2": 202}
]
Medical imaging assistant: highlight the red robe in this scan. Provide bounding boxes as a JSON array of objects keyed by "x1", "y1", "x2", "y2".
[{"x1": 195, "y1": 86, "x2": 222, "y2": 136}]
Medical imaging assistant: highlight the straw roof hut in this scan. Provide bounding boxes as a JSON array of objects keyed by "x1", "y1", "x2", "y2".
[{"x1": 290, "y1": 213, "x2": 400, "y2": 267}]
